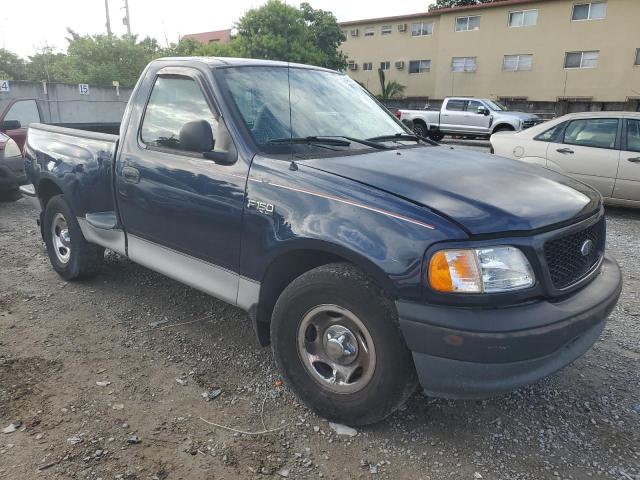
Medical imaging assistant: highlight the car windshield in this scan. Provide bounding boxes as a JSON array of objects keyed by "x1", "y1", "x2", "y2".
[
  {"x1": 216, "y1": 66, "x2": 409, "y2": 155},
  {"x1": 484, "y1": 100, "x2": 507, "y2": 111}
]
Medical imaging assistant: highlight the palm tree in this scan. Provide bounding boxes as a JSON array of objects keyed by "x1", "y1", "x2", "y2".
[{"x1": 377, "y1": 68, "x2": 406, "y2": 100}]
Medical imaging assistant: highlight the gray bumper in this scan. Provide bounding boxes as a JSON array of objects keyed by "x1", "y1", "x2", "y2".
[{"x1": 398, "y1": 255, "x2": 622, "y2": 399}]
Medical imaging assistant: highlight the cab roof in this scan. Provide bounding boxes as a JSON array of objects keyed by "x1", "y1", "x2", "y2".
[{"x1": 151, "y1": 57, "x2": 338, "y2": 73}]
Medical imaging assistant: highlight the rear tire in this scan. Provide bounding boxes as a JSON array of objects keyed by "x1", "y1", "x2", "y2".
[
  {"x1": 270, "y1": 263, "x2": 417, "y2": 425},
  {"x1": 412, "y1": 122, "x2": 429, "y2": 138},
  {"x1": 428, "y1": 131, "x2": 445, "y2": 142},
  {"x1": 43, "y1": 195, "x2": 104, "y2": 280}
]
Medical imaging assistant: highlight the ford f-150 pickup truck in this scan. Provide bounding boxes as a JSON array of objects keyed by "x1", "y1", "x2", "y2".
[
  {"x1": 398, "y1": 97, "x2": 543, "y2": 141},
  {"x1": 20, "y1": 58, "x2": 622, "y2": 425}
]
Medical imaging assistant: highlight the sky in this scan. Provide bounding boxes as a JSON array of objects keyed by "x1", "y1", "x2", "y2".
[{"x1": 1, "y1": 0, "x2": 435, "y2": 58}]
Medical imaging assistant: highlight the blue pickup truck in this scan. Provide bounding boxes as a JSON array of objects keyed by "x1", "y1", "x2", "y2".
[{"x1": 20, "y1": 58, "x2": 622, "y2": 425}]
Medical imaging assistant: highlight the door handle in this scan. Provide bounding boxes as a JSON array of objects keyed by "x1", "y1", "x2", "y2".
[
  {"x1": 122, "y1": 166, "x2": 140, "y2": 184},
  {"x1": 627, "y1": 156, "x2": 640, "y2": 163},
  {"x1": 556, "y1": 148, "x2": 574, "y2": 154}
]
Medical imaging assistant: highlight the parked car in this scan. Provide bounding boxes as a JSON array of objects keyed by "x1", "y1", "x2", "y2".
[
  {"x1": 0, "y1": 98, "x2": 43, "y2": 150},
  {"x1": 397, "y1": 97, "x2": 543, "y2": 141},
  {"x1": 490, "y1": 112, "x2": 640, "y2": 208},
  {"x1": 21, "y1": 58, "x2": 621, "y2": 425},
  {"x1": 0, "y1": 131, "x2": 25, "y2": 201}
]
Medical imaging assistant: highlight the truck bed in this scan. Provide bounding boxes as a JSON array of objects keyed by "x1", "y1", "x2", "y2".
[{"x1": 26, "y1": 123, "x2": 119, "y2": 219}]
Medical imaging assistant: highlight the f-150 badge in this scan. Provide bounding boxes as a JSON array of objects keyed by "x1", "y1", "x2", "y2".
[{"x1": 247, "y1": 199, "x2": 274, "y2": 215}]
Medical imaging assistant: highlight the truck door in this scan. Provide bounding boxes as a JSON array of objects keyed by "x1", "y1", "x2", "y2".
[
  {"x1": 463, "y1": 100, "x2": 492, "y2": 134},
  {"x1": 613, "y1": 118, "x2": 640, "y2": 202},
  {"x1": 440, "y1": 99, "x2": 468, "y2": 133},
  {"x1": 115, "y1": 67, "x2": 248, "y2": 305}
]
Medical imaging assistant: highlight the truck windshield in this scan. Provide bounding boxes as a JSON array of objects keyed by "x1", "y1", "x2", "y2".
[
  {"x1": 216, "y1": 66, "x2": 407, "y2": 154},
  {"x1": 485, "y1": 100, "x2": 507, "y2": 111}
]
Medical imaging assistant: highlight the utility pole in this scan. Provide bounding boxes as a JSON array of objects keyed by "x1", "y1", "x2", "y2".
[
  {"x1": 105, "y1": 0, "x2": 112, "y2": 37},
  {"x1": 123, "y1": 0, "x2": 132, "y2": 36}
]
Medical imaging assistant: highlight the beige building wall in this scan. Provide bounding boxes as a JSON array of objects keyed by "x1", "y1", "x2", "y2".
[{"x1": 340, "y1": 0, "x2": 640, "y2": 103}]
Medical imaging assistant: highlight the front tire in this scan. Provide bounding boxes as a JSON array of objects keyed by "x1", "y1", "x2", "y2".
[
  {"x1": 270, "y1": 263, "x2": 417, "y2": 425},
  {"x1": 412, "y1": 122, "x2": 429, "y2": 138},
  {"x1": 43, "y1": 195, "x2": 104, "y2": 280}
]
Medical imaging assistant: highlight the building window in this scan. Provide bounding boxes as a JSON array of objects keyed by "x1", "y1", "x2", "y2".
[
  {"x1": 452, "y1": 57, "x2": 477, "y2": 72},
  {"x1": 381, "y1": 25, "x2": 392, "y2": 35},
  {"x1": 380, "y1": 61, "x2": 390, "y2": 70},
  {"x1": 364, "y1": 27, "x2": 374, "y2": 37},
  {"x1": 635, "y1": 48, "x2": 640, "y2": 65},
  {"x1": 411, "y1": 22, "x2": 433, "y2": 36},
  {"x1": 455, "y1": 15, "x2": 480, "y2": 32},
  {"x1": 572, "y1": 2, "x2": 607, "y2": 21},
  {"x1": 503, "y1": 54, "x2": 533, "y2": 71},
  {"x1": 363, "y1": 62, "x2": 373, "y2": 71},
  {"x1": 409, "y1": 60, "x2": 432, "y2": 73},
  {"x1": 564, "y1": 51, "x2": 599, "y2": 69},
  {"x1": 508, "y1": 9, "x2": 538, "y2": 27},
  {"x1": 347, "y1": 61, "x2": 358, "y2": 71}
]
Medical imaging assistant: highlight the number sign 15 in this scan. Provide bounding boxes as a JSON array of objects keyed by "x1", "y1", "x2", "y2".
[{"x1": 78, "y1": 84, "x2": 90, "y2": 95}]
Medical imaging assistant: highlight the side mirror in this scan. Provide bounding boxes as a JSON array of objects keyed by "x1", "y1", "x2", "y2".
[
  {"x1": 179, "y1": 120, "x2": 215, "y2": 152},
  {"x1": 0, "y1": 120, "x2": 21, "y2": 131},
  {"x1": 179, "y1": 118, "x2": 237, "y2": 166},
  {"x1": 477, "y1": 106, "x2": 489, "y2": 116}
]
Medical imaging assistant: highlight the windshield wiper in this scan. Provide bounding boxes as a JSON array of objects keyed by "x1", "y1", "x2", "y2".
[
  {"x1": 269, "y1": 136, "x2": 351, "y2": 147},
  {"x1": 367, "y1": 133, "x2": 436, "y2": 145},
  {"x1": 269, "y1": 136, "x2": 389, "y2": 150}
]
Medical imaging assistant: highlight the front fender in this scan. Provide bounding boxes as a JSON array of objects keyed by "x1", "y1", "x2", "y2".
[{"x1": 241, "y1": 155, "x2": 467, "y2": 302}]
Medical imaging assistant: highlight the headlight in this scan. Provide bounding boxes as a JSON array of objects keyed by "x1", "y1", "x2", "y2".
[
  {"x1": 428, "y1": 246, "x2": 534, "y2": 293},
  {"x1": 2, "y1": 138, "x2": 21, "y2": 158}
]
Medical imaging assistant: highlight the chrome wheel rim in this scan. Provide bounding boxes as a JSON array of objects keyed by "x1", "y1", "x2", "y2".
[
  {"x1": 297, "y1": 304, "x2": 376, "y2": 394},
  {"x1": 51, "y1": 213, "x2": 71, "y2": 264}
]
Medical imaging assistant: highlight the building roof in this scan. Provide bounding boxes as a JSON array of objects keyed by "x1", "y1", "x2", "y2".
[
  {"x1": 339, "y1": 0, "x2": 550, "y2": 26},
  {"x1": 182, "y1": 29, "x2": 232, "y2": 43}
]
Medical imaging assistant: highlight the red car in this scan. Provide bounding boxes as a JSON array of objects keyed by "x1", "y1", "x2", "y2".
[{"x1": 0, "y1": 98, "x2": 42, "y2": 150}]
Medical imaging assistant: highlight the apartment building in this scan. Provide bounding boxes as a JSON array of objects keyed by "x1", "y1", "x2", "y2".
[{"x1": 339, "y1": 0, "x2": 640, "y2": 108}]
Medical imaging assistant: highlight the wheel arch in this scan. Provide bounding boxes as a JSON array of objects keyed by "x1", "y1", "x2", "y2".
[
  {"x1": 251, "y1": 241, "x2": 398, "y2": 347},
  {"x1": 37, "y1": 177, "x2": 65, "y2": 210},
  {"x1": 492, "y1": 123, "x2": 516, "y2": 134}
]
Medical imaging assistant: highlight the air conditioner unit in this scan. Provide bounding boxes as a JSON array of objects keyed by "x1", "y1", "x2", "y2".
[
  {"x1": 395, "y1": 61, "x2": 405, "y2": 69},
  {"x1": 348, "y1": 62, "x2": 358, "y2": 71},
  {"x1": 350, "y1": 28, "x2": 359, "y2": 37},
  {"x1": 398, "y1": 23, "x2": 407, "y2": 32}
]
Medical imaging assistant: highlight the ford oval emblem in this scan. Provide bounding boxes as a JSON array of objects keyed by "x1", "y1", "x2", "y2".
[{"x1": 580, "y1": 239, "x2": 594, "y2": 257}]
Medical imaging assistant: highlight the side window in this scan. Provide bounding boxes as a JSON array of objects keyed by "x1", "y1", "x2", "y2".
[
  {"x1": 141, "y1": 76, "x2": 218, "y2": 152},
  {"x1": 467, "y1": 100, "x2": 483, "y2": 112},
  {"x1": 5, "y1": 99, "x2": 41, "y2": 127},
  {"x1": 563, "y1": 118, "x2": 618, "y2": 149},
  {"x1": 534, "y1": 122, "x2": 566, "y2": 142},
  {"x1": 626, "y1": 119, "x2": 640, "y2": 153},
  {"x1": 446, "y1": 99, "x2": 467, "y2": 111}
]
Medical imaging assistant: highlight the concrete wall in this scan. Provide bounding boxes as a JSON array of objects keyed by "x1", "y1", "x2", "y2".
[
  {"x1": 340, "y1": 0, "x2": 640, "y2": 104},
  {"x1": 0, "y1": 81, "x2": 133, "y2": 124}
]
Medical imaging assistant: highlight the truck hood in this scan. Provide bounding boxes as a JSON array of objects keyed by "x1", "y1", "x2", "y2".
[{"x1": 299, "y1": 146, "x2": 600, "y2": 235}]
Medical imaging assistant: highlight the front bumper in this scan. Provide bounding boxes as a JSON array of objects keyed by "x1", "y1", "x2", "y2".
[{"x1": 397, "y1": 255, "x2": 622, "y2": 399}]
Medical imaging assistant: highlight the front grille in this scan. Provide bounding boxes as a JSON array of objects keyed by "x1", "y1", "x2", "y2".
[
  {"x1": 544, "y1": 218, "x2": 605, "y2": 289},
  {"x1": 522, "y1": 119, "x2": 543, "y2": 129}
]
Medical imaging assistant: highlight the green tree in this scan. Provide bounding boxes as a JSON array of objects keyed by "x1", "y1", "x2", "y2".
[
  {"x1": 24, "y1": 46, "x2": 67, "y2": 82},
  {"x1": 0, "y1": 48, "x2": 26, "y2": 80},
  {"x1": 377, "y1": 69, "x2": 405, "y2": 100},
  {"x1": 51, "y1": 30, "x2": 161, "y2": 86},
  {"x1": 429, "y1": 0, "x2": 508, "y2": 10},
  {"x1": 233, "y1": 0, "x2": 346, "y2": 69}
]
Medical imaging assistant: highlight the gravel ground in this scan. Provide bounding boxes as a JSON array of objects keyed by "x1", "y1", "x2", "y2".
[{"x1": 1, "y1": 193, "x2": 639, "y2": 479}]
